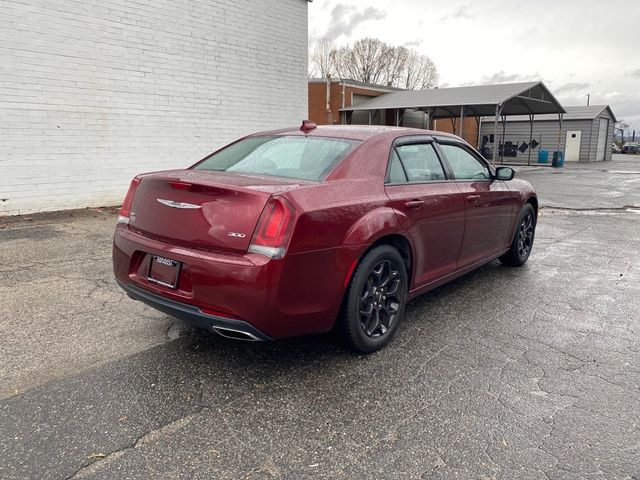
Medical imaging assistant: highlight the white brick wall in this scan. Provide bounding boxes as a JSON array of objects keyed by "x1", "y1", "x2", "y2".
[{"x1": 0, "y1": 0, "x2": 308, "y2": 215}]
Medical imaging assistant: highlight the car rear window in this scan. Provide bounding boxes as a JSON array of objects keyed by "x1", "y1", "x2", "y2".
[{"x1": 193, "y1": 136, "x2": 360, "y2": 181}]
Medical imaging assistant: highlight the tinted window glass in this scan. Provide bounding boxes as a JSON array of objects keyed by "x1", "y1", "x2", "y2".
[
  {"x1": 387, "y1": 150, "x2": 408, "y2": 183},
  {"x1": 440, "y1": 144, "x2": 490, "y2": 180},
  {"x1": 395, "y1": 143, "x2": 446, "y2": 182},
  {"x1": 194, "y1": 136, "x2": 359, "y2": 181}
]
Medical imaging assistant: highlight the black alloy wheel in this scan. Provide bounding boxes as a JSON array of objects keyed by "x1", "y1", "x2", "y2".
[
  {"x1": 359, "y1": 259, "x2": 402, "y2": 338},
  {"x1": 338, "y1": 245, "x2": 408, "y2": 353},
  {"x1": 517, "y1": 210, "x2": 535, "y2": 259},
  {"x1": 500, "y1": 203, "x2": 537, "y2": 266}
]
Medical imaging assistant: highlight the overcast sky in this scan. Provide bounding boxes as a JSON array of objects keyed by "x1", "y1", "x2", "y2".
[{"x1": 309, "y1": 0, "x2": 640, "y2": 130}]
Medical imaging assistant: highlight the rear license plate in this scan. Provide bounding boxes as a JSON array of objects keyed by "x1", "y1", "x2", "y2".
[{"x1": 148, "y1": 255, "x2": 181, "y2": 289}]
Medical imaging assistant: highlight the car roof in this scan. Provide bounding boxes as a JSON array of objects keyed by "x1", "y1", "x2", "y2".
[{"x1": 247, "y1": 124, "x2": 460, "y2": 142}]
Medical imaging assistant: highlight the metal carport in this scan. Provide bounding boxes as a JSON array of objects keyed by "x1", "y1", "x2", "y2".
[{"x1": 340, "y1": 81, "x2": 565, "y2": 164}]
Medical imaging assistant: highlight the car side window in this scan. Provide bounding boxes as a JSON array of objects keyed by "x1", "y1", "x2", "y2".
[
  {"x1": 394, "y1": 143, "x2": 446, "y2": 182},
  {"x1": 439, "y1": 143, "x2": 491, "y2": 180},
  {"x1": 387, "y1": 150, "x2": 408, "y2": 183}
]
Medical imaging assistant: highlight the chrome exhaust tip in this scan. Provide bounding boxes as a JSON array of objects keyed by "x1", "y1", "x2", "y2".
[{"x1": 212, "y1": 327, "x2": 261, "y2": 342}]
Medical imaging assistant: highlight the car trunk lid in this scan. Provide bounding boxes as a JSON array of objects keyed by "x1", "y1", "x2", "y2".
[{"x1": 129, "y1": 170, "x2": 307, "y2": 253}]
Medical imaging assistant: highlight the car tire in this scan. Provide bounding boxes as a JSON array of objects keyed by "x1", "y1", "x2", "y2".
[
  {"x1": 337, "y1": 245, "x2": 408, "y2": 353},
  {"x1": 499, "y1": 203, "x2": 537, "y2": 267}
]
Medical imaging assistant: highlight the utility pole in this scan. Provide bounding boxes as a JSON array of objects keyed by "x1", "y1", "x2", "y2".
[{"x1": 586, "y1": 93, "x2": 590, "y2": 106}]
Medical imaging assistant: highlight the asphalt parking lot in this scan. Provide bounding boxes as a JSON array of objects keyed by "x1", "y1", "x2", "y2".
[{"x1": 1, "y1": 155, "x2": 639, "y2": 479}]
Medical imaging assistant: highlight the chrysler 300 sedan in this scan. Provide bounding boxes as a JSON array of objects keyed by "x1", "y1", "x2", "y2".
[{"x1": 113, "y1": 123, "x2": 537, "y2": 352}]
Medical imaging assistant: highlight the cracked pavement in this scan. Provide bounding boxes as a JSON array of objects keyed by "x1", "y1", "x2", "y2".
[{"x1": 1, "y1": 155, "x2": 639, "y2": 479}]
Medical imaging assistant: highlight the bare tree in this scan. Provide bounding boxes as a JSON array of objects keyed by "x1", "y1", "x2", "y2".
[
  {"x1": 383, "y1": 45, "x2": 409, "y2": 87},
  {"x1": 332, "y1": 38, "x2": 390, "y2": 85},
  {"x1": 309, "y1": 39, "x2": 336, "y2": 78},
  {"x1": 401, "y1": 49, "x2": 438, "y2": 90},
  {"x1": 308, "y1": 37, "x2": 439, "y2": 89}
]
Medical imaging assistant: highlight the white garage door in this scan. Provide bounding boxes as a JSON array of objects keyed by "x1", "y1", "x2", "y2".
[{"x1": 596, "y1": 118, "x2": 609, "y2": 161}]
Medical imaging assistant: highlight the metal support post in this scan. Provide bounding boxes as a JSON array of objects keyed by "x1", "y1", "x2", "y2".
[
  {"x1": 528, "y1": 114, "x2": 534, "y2": 165},
  {"x1": 492, "y1": 104, "x2": 502, "y2": 164}
]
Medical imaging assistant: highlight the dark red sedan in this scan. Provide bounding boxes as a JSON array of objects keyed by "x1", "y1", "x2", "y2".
[{"x1": 113, "y1": 123, "x2": 537, "y2": 352}]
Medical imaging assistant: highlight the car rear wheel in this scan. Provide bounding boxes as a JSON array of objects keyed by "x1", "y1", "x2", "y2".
[
  {"x1": 499, "y1": 203, "x2": 536, "y2": 267},
  {"x1": 338, "y1": 245, "x2": 408, "y2": 353}
]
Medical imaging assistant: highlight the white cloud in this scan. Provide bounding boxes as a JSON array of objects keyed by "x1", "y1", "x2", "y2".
[
  {"x1": 553, "y1": 82, "x2": 592, "y2": 95},
  {"x1": 439, "y1": 4, "x2": 474, "y2": 22},
  {"x1": 313, "y1": 3, "x2": 386, "y2": 42},
  {"x1": 462, "y1": 71, "x2": 543, "y2": 86}
]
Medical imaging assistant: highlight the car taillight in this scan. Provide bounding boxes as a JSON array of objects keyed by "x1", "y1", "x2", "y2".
[
  {"x1": 117, "y1": 177, "x2": 141, "y2": 224},
  {"x1": 248, "y1": 197, "x2": 295, "y2": 259}
]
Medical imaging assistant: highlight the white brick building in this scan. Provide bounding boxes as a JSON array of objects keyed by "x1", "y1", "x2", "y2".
[{"x1": 0, "y1": 0, "x2": 308, "y2": 215}]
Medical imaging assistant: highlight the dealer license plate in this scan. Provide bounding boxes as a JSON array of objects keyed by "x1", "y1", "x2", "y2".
[{"x1": 148, "y1": 255, "x2": 181, "y2": 289}]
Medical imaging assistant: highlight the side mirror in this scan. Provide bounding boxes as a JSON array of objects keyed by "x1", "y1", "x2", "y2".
[{"x1": 495, "y1": 167, "x2": 515, "y2": 181}]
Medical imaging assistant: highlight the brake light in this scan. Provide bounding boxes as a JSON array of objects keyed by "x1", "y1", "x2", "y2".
[
  {"x1": 169, "y1": 181, "x2": 191, "y2": 191},
  {"x1": 248, "y1": 197, "x2": 295, "y2": 259},
  {"x1": 117, "y1": 177, "x2": 141, "y2": 224}
]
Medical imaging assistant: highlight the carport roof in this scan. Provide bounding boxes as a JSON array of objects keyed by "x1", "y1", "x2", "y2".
[
  {"x1": 340, "y1": 81, "x2": 565, "y2": 118},
  {"x1": 485, "y1": 105, "x2": 617, "y2": 123}
]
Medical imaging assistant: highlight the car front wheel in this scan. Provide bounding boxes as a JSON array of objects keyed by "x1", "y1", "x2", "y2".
[
  {"x1": 500, "y1": 203, "x2": 537, "y2": 266},
  {"x1": 338, "y1": 245, "x2": 408, "y2": 353}
]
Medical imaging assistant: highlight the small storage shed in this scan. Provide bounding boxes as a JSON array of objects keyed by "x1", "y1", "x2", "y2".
[{"x1": 479, "y1": 105, "x2": 617, "y2": 163}]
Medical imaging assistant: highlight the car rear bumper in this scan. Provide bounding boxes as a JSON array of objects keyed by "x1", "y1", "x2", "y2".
[
  {"x1": 117, "y1": 279, "x2": 271, "y2": 341},
  {"x1": 113, "y1": 226, "x2": 359, "y2": 340}
]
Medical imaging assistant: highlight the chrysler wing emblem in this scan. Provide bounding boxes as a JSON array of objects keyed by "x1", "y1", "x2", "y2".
[{"x1": 157, "y1": 198, "x2": 202, "y2": 209}]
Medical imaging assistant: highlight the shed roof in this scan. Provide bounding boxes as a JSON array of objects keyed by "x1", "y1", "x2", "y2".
[
  {"x1": 484, "y1": 105, "x2": 617, "y2": 123},
  {"x1": 340, "y1": 81, "x2": 565, "y2": 117}
]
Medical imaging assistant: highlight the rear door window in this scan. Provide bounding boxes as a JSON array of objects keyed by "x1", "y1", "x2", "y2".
[
  {"x1": 387, "y1": 150, "x2": 408, "y2": 183},
  {"x1": 392, "y1": 143, "x2": 446, "y2": 182}
]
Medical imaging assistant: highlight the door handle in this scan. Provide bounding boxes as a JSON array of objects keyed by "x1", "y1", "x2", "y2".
[
  {"x1": 466, "y1": 195, "x2": 481, "y2": 204},
  {"x1": 404, "y1": 200, "x2": 425, "y2": 209}
]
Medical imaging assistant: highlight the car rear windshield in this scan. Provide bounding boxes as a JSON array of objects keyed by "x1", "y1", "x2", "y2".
[{"x1": 193, "y1": 136, "x2": 359, "y2": 181}]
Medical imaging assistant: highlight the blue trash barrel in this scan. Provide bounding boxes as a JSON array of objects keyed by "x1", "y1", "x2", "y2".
[
  {"x1": 538, "y1": 150, "x2": 549, "y2": 163},
  {"x1": 552, "y1": 151, "x2": 564, "y2": 168}
]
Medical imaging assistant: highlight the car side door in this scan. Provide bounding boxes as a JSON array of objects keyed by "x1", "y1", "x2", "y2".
[
  {"x1": 384, "y1": 137, "x2": 466, "y2": 287},
  {"x1": 435, "y1": 139, "x2": 518, "y2": 267}
]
